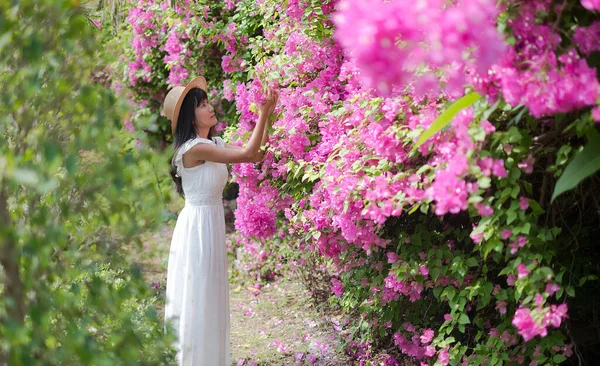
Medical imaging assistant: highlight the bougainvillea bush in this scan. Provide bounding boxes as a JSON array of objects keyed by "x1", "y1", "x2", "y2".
[{"x1": 105, "y1": 0, "x2": 600, "y2": 364}]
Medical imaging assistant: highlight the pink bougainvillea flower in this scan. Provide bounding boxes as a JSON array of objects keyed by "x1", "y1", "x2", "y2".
[
  {"x1": 331, "y1": 278, "x2": 344, "y2": 297},
  {"x1": 519, "y1": 196, "x2": 530, "y2": 211},
  {"x1": 420, "y1": 329, "x2": 434, "y2": 344},
  {"x1": 582, "y1": 0, "x2": 600, "y2": 11},
  {"x1": 545, "y1": 283, "x2": 560, "y2": 296},
  {"x1": 517, "y1": 154, "x2": 535, "y2": 174},
  {"x1": 501, "y1": 229, "x2": 513, "y2": 240},
  {"x1": 517, "y1": 264, "x2": 531, "y2": 279},
  {"x1": 592, "y1": 106, "x2": 600, "y2": 122}
]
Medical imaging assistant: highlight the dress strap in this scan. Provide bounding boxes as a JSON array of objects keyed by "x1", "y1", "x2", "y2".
[{"x1": 172, "y1": 137, "x2": 216, "y2": 177}]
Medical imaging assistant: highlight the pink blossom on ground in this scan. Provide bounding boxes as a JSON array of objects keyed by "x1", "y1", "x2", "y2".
[{"x1": 272, "y1": 340, "x2": 288, "y2": 353}]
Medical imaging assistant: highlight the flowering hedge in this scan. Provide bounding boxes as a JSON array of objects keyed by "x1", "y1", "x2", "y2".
[{"x1": 105, "y1": 0, "x2": 600, "y2": 364}]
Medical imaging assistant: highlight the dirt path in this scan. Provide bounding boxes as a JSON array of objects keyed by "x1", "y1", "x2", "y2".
[
  {"x1": 229, "y1": 273, "x2": 352, "y2": 365},
  {"x1": 126, "y1": 224, "x2": 353, "y2": 366}
]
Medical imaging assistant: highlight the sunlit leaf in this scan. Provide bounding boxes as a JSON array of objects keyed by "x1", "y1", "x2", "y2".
[{"x1": 415, "y1": 92, "x2": 481, "y2": 148}]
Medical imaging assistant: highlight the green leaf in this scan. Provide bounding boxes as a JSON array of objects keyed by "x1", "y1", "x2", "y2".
[
  {"x1": 551, "y1": 129, "x2": 600, "y2": 202},
  {"x1": 529, "y1": 199, "x2": 545, "y2": 215},
  {"x1": 431, "y1": 267, "x2": 440, "y2": 280},
  {"x1": 507, "y1": 209, "x2": 517, "y2": 224},
  {"x1": 466, "y1": 257, "x2": 478, "y2": 267},
  {"x1": 433, "y1": 286, "x2": 443, "y2": 299},
  {"x1": 415, "y1": 92, "x2": 481, "y2": 148},
  {"x1": 443, "y1": 287, "x2": 456, "y2": 302},
  {"x1": 458, "y1": 314, "x2": 470, "y2": 324},
  {"x1": 553, "y1": 354, "x2": 567, "y2": 363}
]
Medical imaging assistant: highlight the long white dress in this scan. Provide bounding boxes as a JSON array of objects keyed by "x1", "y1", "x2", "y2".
[{"x1": 164, "y1": 136, "x2": 230, "y2": 366}]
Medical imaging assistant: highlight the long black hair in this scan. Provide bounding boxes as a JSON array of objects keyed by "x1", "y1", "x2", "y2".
[{"x1": 169, "y1": 88, "x2": 215, "y2": 197}]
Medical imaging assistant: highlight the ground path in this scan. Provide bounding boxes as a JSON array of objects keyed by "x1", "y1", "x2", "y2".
[{"x1": 125, "y1": 224, "x2": 353, "y2": 365}]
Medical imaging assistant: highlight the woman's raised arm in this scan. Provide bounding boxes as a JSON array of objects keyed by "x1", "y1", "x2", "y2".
[
  {"x1": 186, "y1": 87, "x2": 278, "y2": 164},
  {"x1": 225, "y1": 91, "x2": 278, "y2": 158}
]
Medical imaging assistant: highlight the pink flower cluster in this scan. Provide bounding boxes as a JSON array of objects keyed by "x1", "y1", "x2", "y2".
[
  {"x1": 232, "y1": 162, "x2": 282, "y2": 239},
  {"x1": 219, "y1": 22, "x2": 249, "y2": 74},
  {"x1": 582, "y1": 0, "x2": 600, "y2": 11},
  {"x1": 163, "y1": 28, "x2": 190, "y2": 86},
  {"x1": 126, "y1": 1, "x2": 165, "y2": 86},
  {"x1": 331, "y1": 278, "x2": 344, "y2": 297},
  {"x1": 573, "y1": 22, "x2": 600, "y2": 56},
  {"x1": 333, "y1": 0, "x2": 506, "y2": 96},
  {"x1": 216, "y1": 5, "x2": 595, "y2": 363},
  {"x1": 476, "y1": 1, "x2": 600, "y2": 117},
  {"x1": 512, "y1": 299, "x2": 568, "y2": 341},
  {"x1": 392, "y1": 325, "x2": 450, "y2": 363}
]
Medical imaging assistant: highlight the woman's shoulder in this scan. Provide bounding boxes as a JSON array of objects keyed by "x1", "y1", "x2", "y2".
[
  {"x1": 183, "y1": 136, "x2": 216, "y2": 149},
  {"x1": 211, "y1": 136, "x2": 224, "y2": 147}
]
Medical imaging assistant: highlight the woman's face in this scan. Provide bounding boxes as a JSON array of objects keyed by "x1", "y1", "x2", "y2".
[{"x1": 193, "y1": 98, "x2": 218, "y2": 129}]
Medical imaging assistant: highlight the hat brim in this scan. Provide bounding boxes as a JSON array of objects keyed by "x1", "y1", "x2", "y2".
[{"x1": 171, "y1": 76, "x2": 208, "y2": 133}]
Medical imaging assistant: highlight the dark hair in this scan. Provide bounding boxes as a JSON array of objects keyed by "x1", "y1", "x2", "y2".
[{"x1": 169, "y1": 88, "x2": 215, "y2": 197}]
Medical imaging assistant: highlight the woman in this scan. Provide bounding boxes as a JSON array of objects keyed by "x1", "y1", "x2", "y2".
[{"x1": 161, "y1": 76, "x2": 278, "y2": 365}]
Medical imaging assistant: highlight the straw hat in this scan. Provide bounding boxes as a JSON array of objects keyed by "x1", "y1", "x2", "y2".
[{"x1": 161, "y1": 76, "x2": 208, "y2": 134}]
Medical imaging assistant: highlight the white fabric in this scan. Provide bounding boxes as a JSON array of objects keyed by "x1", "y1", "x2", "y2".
[{"x1": 165, "y1": 136, "x2": 230, "y2": 366}]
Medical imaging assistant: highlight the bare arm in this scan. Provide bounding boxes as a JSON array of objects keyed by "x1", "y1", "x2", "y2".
[
  {"x1": 185, "y1": 88, "x2": 277, "y2": 164},
  {"x1": 222, "y1": 124, "x2": 270, "y2": 162},
  {"x1": 225, "y1": 90, "x2": 278, "y2": 160},
  {"x1": 224, "y1": 123, "x2": 269, "y2": 150}
]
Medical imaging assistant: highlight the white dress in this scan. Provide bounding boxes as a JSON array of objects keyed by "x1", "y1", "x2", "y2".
[{"x1": 164, "y1": 136, "x2": 230, "y2": 366}]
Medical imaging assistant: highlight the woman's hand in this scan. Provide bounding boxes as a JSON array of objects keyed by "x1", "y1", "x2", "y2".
[
  {"x1": 250, "y1": 149, "x2": 265, "y2": 163},
  {"x1": 259, "y1": 87, "x2": 279, "y2": 117}
]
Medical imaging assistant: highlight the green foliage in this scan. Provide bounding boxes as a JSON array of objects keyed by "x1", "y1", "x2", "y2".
[
  {"x1": 551, "y1": 128, "x2": 600, "y2": 201},
  {"x1": 0, "y1": 0, "x2": 175, "y2": 363},
  {"x1": 415, "y1": 92, "x2": 482, "y2": 148}
]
